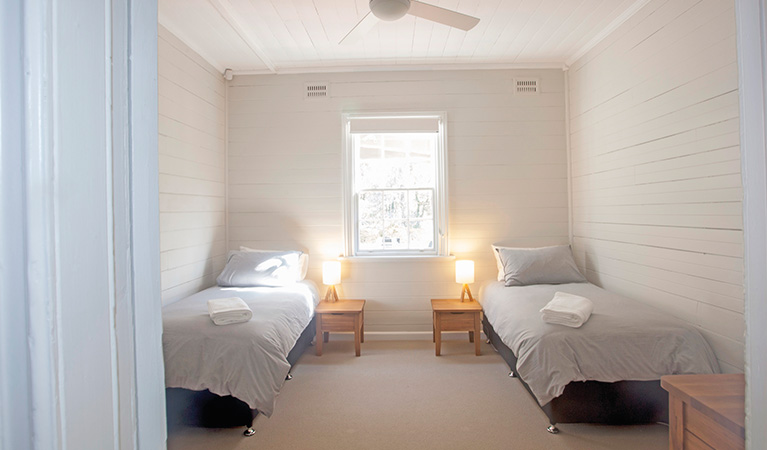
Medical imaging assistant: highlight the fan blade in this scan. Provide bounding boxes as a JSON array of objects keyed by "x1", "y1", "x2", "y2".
[
  {"x1": 408, "y1": 1, "x2": 480, "y2": 31},
  {"x1": 339, "y1": 11, "x2": 378, "y2": 44}
]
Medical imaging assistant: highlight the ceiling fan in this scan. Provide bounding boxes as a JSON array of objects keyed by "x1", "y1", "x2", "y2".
[{"x1": 340, "y1": 0, "x2": 480, "y2": 44}]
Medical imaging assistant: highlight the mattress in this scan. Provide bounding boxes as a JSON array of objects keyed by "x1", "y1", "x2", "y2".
[
  {"x1": 162, "y1": 281, "x2": 319, "y2": 417},
  {"x1": 479, "y1": 281, "x2": 720, "y2": 406}
]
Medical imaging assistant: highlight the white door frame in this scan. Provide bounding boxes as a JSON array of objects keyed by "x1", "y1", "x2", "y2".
[
  {"x1": 123, "y1": 0, "x2": 167, "y2": 446},
  {"x1": 0, "y1": 0, "x2": 164, "y2": 448},
  {"x1": 735, "y1": 0, "x2": 767, "y2": 448},
  {"x1": 0, "y1": 0, "x2": 37, "y2": 448},
  {"x1": 113, "y1": 0, "x2": 167, "y2": 448}
]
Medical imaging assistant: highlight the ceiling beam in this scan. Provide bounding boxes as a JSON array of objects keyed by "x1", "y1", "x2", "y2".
[
  {"x1": 232, "y1": 61, "x2": 567, "y2": 76},
  {"x1": 207, "y1": 0, "x2": 277, "y2": 73}
]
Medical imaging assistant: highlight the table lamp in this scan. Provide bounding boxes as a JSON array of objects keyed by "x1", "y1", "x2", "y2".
[
  {"x1": 322, "y1": 261, "x2": 341, "y2": 302},
  {"x1": 455, "y1": 260, "x2": 475, "y2": 302}
]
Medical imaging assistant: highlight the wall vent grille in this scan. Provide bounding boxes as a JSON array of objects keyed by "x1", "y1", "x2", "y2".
[
  {"x1": 305, "y1": 82, "x2": 329, "y2": 100},
  {"x1": 514, "y1": 78, "x2": 539, "y2": 94}
]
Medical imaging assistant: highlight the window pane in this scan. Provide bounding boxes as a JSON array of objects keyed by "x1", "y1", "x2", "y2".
[
  {"x1": 358, "y1": 192, "x2": 382, "y2": 222},
  {"x1": 382, "y1": 221, "x2": 408, "y2": 250},
  {"x1": 409, "y1": 190, "x2": 433, "y2": 219},
  {"x1": 409, "y1": 161, "x2": 434, "y2": 187},
  {"x1": 383, "y1": 191, "x2": 407, "y2": 220},
  {"x1": 358, "y1": 220, "x2": 382, "y2": 250},
  {"x1": 359, "y1": 134, "x2": 382, "y2": 153},
  {"x1": 359, "y1": 145, "x2": 381, "y2": 160},
  {"x1": 356, "y1": 133, "x2": 435, "y2": 190},
  {"x1": 409, "y1": 220, "x2": 434, "y2": 250}
]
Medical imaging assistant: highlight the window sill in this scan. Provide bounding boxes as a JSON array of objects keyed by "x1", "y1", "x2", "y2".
[{"x1": 339, "y1": 255, "x2": 456, "y2": 263}]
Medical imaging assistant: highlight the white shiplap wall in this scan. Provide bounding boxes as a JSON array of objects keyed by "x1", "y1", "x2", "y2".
[
  {"x1": 568, "y1": 0, "x2": 744, "y2": 372},
  {"x1": 159, "y1": 26, "x2": 227, "y2": 305},
  {"x1": 228, "y1": 69, "x2": 568, "y2": 333}
]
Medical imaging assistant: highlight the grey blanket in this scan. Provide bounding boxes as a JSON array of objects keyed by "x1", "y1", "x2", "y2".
[
  {"x1": 162, "y1": 281, "x2": 319, "y2": 416},
  {"x1": 479, "y1": 281, "x2": 719, "y2": 406}
]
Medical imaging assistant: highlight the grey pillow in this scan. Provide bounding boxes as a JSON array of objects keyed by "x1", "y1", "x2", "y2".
[
  {"x1": 496, "y1": 245, "x2": 586, "y2": 286},
  {"x1": 216, "y1": 250, "x2": 303, "y2": 287}
]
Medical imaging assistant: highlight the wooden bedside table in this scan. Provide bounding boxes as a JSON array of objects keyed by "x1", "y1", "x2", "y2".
[
  {"x1": 661, "y1": 373, "x2": 745, "y2": 450},
  {"x1": 315, "y1": 299, "x2": 365, "y2": 357},
  {"x1": 431, "y1": 299, "x2": 482, "y2": 356}
]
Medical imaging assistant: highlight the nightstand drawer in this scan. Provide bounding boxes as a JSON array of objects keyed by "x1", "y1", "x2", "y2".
[
  {"x1": 439, "y1": 312, "x2": 477, "y2": 331},
  {"x1": 685, "y1": 403, "x2": 744, "y2": 449},
  {"x1": 320, "y1": 312, "x2": 356, "y2": 330}
]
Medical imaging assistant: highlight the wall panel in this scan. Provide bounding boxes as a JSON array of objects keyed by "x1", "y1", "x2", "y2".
[
  {"x1": 568, "y1": 0, "x2": 744, "y2": 371},
  {"x1": 159, "y1": 25, "x2": 227, "y2": 304}
]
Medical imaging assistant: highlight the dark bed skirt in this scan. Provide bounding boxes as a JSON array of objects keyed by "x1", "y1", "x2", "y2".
[
  {"x1": 483, "y1": 316, "x2": 669, "y2": 425},
  {"x1": 165, "y1": 316, "x2": 317, "y2": 430}
]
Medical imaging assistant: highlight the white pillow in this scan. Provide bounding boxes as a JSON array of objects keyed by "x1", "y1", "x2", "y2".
[
  {"x1": 217, "y1": 250, "x2": 303, "y2": 287},
  {"x1": 491, "y1": 244, "x2": 508, "y2": 281},
  {"x1": 240, "y1": 246, "x2": 309, "y2": 280},
  {"x1": 496, "y1": 245, "x2": 587, "y2": 287}
]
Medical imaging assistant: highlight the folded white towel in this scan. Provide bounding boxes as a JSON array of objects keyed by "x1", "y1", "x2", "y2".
[
  {"x1": 207, "y1": 297, "x2": 252, "y2": 326},
  {"x1": 540, "y1": 291, "x2": 594, "y2": 328}
]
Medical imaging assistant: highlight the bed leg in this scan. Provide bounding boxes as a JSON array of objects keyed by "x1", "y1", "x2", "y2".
[
  {"x1": 285, "y1": 373, "x2": 293, "y2": 381},
  {"x1": 244, "y1": 428, "x2": 256, "y2": 437},
  {"x1": 508, "y1": 371, "x2": 517, "y2": 378},
  {"x1": 546, "y1": 424, "x2": 559, "y2": 434}
]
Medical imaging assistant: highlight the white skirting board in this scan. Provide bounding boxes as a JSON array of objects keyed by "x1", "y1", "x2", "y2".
[{"x1": 320, "y1": 331, "x2": 486, "y2": 341}]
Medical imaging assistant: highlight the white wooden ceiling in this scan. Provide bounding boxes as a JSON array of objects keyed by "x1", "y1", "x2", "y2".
[{"x1": 158, "y1": 0, "x2": 648, "y2": 74}]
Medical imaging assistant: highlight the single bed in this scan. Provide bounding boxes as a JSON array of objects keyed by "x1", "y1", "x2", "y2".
[
  {"x1": 163, "y1": 280, "x2": 319, "y2": 434},
  {"x1": 479, "y1": 280, "x2": 720, "y2": 431}
]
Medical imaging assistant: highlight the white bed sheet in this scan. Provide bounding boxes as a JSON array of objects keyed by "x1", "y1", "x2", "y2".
[
  {"x1": 162, "y1": 281, "x2": 319, "y2": 417},
  {"x1": 479, "y1": 281, "x2": 720, "y2": 406}
]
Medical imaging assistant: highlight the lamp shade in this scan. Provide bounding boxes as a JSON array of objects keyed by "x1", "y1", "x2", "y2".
[
  {"x1": 455, "y1": 260, "x2": 474, "y2": 284},
  {"x1": 322, "y1": 261, "x2": 341, "y2": 285}
]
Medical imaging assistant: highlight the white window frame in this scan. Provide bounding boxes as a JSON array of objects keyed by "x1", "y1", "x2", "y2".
[{"x1": 342, "y1": 112, "x2": 449, "y2": 257}]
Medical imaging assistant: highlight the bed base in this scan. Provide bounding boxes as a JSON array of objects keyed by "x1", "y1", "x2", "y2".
[
  {"x1": 165, "y1": 317, "x2": 316, "y2": 436},
  {"x1": 483, "y1": 317, "x2": 668, "y2": 430}
]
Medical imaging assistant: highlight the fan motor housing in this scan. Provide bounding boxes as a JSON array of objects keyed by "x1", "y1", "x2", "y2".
[{"x1": 370, "y1": 0, "x2": 411, "y2": 21}]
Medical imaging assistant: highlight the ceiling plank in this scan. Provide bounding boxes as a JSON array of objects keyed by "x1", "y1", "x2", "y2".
[
  {"x1": 249, "y1": 0, "x2": 301, "y2": 62},
  {"x1": 509, "y1": 0, "x2": 569, "y2": 62},
  {"x1": 461, "y1": 0, "x2": 502, "y2": 61},
  {"x1": 159, "y1": 0, "x2": 650, "y2": 73},
  {"x1": 548, "y1": 0, "x2": 612, "y2": 57},
  {"x1": 529, "y1": 0, "x2": 590, "y2": 60},
  {"x1": 207, "y1": 0, "x2": 277, "y2": 72},
  {"x1": 487, "y1": 0, "x2": 537, "y2": 58}
]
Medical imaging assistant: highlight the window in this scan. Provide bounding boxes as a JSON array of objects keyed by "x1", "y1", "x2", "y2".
[{"x1": 342, "y1": 113, "x2": 448, "y2": 257}]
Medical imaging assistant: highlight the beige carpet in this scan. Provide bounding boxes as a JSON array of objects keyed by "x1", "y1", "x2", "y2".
[{"x1": 167, "y1": 340, "x2": 667, "y2": 450}]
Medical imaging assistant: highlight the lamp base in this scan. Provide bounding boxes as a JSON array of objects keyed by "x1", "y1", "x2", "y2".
[
  {"x1": 324, "y1": 285, "x2": 339, "y2": 303},
  {"x1": 460, "y1": 284, "x2": 474, "y2": 302}
]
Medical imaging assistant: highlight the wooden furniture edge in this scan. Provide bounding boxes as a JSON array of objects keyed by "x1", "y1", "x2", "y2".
[{"x1": 661, "y1": 374, "x2": 745, "y2": 439}]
